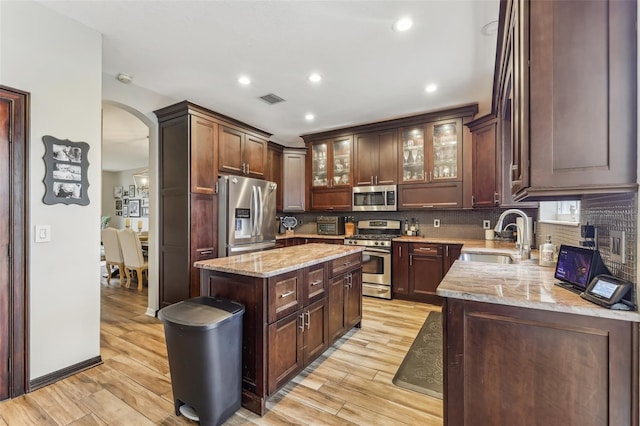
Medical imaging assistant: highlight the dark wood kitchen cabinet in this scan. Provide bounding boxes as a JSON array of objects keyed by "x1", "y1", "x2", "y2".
[
  {"x1": 306, "y1": 136, "x2": 353, "y2": 211},
  {"x1": 328, "y1": 253, "x2": 362, "y2": 343},
  {"x1": 443, "y1": 244, "x2": 462, "y2": 275},
  {"x1": 443, "y1": 298, "x2": 639, "y2": 426},
  {"x1": 495, "y1": 0, "x2": 637, "y2": 201},
  {"x1": 466, "y1": 114, "x2": 499, "y2": 208},
  {"x1": 392, "y1": 241, "x2": 444, "y2": 304},
  {"x1": 155, "y1": 101, "x2": 271, "y2": 308},
  {"x1": 266, "y1": 142, "x2": 283, "y2": 212},
  {"x1": 200, "y1": 249, "x2": 361, "y2": 416},
  {"x1": 353, "y1": 129, "x2": 397, "y2": 186},
  {"x1": 219, "y1": 124, "x2": 269, "y2": 179}
]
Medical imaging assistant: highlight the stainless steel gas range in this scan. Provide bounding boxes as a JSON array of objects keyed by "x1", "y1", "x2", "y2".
[{"x1": 344, "y1": 219, "x2": 401, "y2": 299}]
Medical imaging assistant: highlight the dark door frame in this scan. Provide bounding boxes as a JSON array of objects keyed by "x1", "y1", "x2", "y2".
[{"x1": 1, "y1": 85, "x2": 29, "y2": 399}]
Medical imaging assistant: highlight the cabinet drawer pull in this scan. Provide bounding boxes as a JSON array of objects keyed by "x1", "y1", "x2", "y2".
[
  {"x1": 199, "y1": 250, "x2": 213, "y2": 256},
  {"x1": 280, "y1": 290, "x2": 295, "y2": 298},
  {"x1": 311, "y1": 280, "x2": 322, "y2": 286},
  {"x1": 343, "y1": 261, "x2": 351, "y2": 266},
  {"x1": 417, "y1": 247, "x2": 433, "y2": 252}
]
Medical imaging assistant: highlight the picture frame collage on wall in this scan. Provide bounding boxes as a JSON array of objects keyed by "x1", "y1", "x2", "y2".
[
  {"x1": 114, "y1": 182, "x2": 149, "y2": 218},
  {"x1": 42, "y1": 135, "x2": 90, "y2": 206}
]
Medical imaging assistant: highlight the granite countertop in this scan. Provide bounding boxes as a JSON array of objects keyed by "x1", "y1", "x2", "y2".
[
  {"x1": 437, "y1": 254, "x2": 640, "y2": 322},
  {"x1": 276, "y1": 233, "x2": 346, "y2": 240},
  {"x1": 194, "y1": 243, "x2": 363, "y2": 278}
]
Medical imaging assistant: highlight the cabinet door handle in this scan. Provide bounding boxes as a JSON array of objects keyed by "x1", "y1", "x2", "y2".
[
  {"x1": 280, "y1": 290, "x2": 294, "y2": 298},
  {"x1": 305, "y1": 311, "x2": 311, "y2": 329},
  {"x1": 371, "y1": 176, "x2": 374, "y2": 185},
  {"x1": 399, "y1": 246, "x2": 402, "y2": 257},
  {"x1": 299, "y1": 313, "x2": 305, "y2": 331},
  {"x1": 471, "y1": 195, "x2": 475, "y2": 205},
  {"x1": 429, "y1": 171, "x2": 432, "y2": 181},
  {"x1": 409, "y1": 254, "x2": 413, "y2": 266},
  {"x1": 246, "y1": 164, "x2": 250, "y2": 175},
  {"x1": 446, "y1": 246, "x2": 449, "y2": 257},
  {"x1": 311, "y1": 280, "x2": 322, "y2": 286},
  {"x1": 494, "y1": 192, "x2": 500, "y2": 205}
]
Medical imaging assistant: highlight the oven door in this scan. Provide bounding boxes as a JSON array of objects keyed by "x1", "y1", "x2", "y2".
[{"x1": 362, "y1": 248, "x2": 391, "y2": 286}]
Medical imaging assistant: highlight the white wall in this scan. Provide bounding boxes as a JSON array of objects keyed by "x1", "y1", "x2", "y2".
[
  {"x1": 0, "y1": 1, "x2": 102, "y2": 379},
  {"x1": 102, "y1": 168, "x2": 150, "y2": 231}
]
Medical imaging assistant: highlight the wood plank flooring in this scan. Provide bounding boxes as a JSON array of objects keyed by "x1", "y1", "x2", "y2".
[{"x1": 0, "y1": 278, "x2": 443, "y2": 425}]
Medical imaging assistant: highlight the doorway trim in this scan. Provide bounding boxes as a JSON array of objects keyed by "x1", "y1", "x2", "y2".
[{"x1": 1, "y1": 85, "x2": 29, "y2": 398}]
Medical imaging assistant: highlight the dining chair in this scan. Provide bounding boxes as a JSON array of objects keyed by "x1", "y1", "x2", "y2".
[
  {"x1": 101, "y1": 227, "x2": 126, "y2": 287},
  {"x1": 118, "y1": 228, "x2": 148, "y2": 292}
]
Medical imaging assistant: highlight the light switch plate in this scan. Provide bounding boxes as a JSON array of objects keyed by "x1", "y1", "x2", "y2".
[
  {"x1": 35, "y1": 225, "x2": 51, "y2": 243},
  {"x1": 610, "y1": 230, "x2": 625, "y2": 264}
]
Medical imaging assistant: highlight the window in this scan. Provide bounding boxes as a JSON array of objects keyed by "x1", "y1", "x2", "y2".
[{"x1": 538, "y1": 201, "x2": 580, "y2": 225}]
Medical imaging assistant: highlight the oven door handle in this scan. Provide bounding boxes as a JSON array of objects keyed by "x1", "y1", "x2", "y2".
[{"x1": 364, "y1": 248, "x2": 391, "y2": 254}]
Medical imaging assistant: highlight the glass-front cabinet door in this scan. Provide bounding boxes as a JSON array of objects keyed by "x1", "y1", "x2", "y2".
[
  {"x1": 331, "y1": 136, "x2": 351, "y2": 187},
  {"x1": 311, "y1": 142, "x2": 329, "y2": 187},
  {"x1": 400, "y1": 127, "x2": 426, "y2": 183},
  {"x1": 427, "y1": 118, "x2": 463, "y2": 182},
  {"x1": 310, "y1": 136, "x2": 352, "y2": 188}
]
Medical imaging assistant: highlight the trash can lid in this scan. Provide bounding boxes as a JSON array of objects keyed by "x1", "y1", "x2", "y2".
[{"x1": 158, "y1": 297, "x2": 244, "y2": 329}]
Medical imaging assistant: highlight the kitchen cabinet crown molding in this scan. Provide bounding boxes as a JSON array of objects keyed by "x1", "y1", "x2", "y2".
[{"x1": 300, "y1": 103, "x2": 478, "y2": 142}]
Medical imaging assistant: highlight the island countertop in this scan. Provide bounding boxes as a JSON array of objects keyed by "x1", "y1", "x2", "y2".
[
  {"x1": 437, "y1": 258, "x2": 640, "y2": 322},
  {"x1": 194, "y1": 243, "x2": 364, "y2": 278}
]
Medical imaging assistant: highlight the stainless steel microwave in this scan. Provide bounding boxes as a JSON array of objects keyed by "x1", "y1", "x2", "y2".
[{"x1": 352, "y1": 185, "x2": 397, "y2": 212}]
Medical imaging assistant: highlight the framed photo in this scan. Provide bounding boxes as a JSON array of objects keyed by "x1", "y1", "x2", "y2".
[
  {"x1": 113, "y1": 185, "x2": 123, "y2": 198},
  {"x1": 129, "y1": 185, "x2": 136, "y2": 198},
  {"x1": 115, "y1": 199, "x2": 123, "y2": 211},
  {"x1": 123, "y1": 198, "x2": 129, "y2": 205},
  {"x1": 116, "y1": 211, "x2": 123, "y2": 216},
  {"x1": 129, "y1": 199, "x2": 141, "y2": 217},
  {"x1": 142, "y1": 206, "x2": 149, "y2": 217},
  {"x1": 123, "y1": 206, "x2": 129, "y2": 217},
  {"x1": 141, "y1": 189, "x2": 149, "y2": 199},
  {"x1": 123, "y1": 189, "x2": 129, "y2": 197},
  {"x1": 142, "y1": 198, "x2": 149, "y2": 207},
  {"x1": 42, "y1": 135, "x2": 90, "y2": 206}
]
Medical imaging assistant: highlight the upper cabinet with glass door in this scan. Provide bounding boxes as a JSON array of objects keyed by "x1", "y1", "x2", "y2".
[
  {"x1": 310, "y1": 136, "x2": 352, "y2": 189},
  {"x1": 399, "y1": 119, "x2": 462, "y2": 184},
  {"x1": 428, "y1": 119, "x2": 463, "y2": 182}
]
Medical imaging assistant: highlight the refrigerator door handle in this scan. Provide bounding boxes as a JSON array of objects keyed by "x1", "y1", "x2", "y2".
[
  {"x1": 251, "y1": 185, "x2": 258, "y2": 237},
  {"x1": 257, "y1": 185, "x2": 264, "y2": 236}
]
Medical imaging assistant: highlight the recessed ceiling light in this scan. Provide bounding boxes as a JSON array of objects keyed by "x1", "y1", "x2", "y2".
[
  {"x1": 238, "y1": 75, "x2": 251, "y2": 85},
  {"x1": 305, "y1": 113, "x2": 315, "y2": 121},
  {"x1": 308, "y1": 73, "x2": 322, "y2": 83},
  {"x1": 425, "y1": 84, "x2": 438, "y2": 93},
  {"x1": 393, "y1": 17, "x2": 413, "y2": 32}
]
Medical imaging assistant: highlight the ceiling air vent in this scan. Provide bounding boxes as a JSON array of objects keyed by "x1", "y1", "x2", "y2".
[{"x1": 259, "y1": 93, "x2": 285, "y2": 105}]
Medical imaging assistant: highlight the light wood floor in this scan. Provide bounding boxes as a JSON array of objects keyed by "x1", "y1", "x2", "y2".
[{"x1": 0, "y1": 277, "x2": 443, "y2": 425}]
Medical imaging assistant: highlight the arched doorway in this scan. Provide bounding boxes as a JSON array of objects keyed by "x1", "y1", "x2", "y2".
[{"x1": 101, "y1": 101, "x2": 158, "y2": 314}]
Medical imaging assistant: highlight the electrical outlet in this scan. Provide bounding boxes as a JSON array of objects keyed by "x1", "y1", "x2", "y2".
[
  {"x1": 433, "y1": 219, "x2": 440, "y2": 228},
  {"x1": 483, "y1": 220, "x2": 491, "y2": 230},
  {"x1": 610, "y1": 230, "x2": 625, "y2": 264}
]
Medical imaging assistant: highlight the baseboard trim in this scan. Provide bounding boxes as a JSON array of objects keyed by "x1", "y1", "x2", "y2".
[
  {"x1": 29, "y1": 355, "x2": 103, "y2": 392},
  {"x1": 145, "y1": 307, "x2": 157, "y2": 317}
]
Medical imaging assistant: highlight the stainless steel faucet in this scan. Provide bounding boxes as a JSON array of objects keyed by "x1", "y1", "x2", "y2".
[{"x1": 494, "y1": 209, "x2": 532, "y2": 259}]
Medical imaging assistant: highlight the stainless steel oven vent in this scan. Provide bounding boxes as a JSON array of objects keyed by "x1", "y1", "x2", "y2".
[{"x1": 259, "y1": 93, "x2": 285, "y2": 105}]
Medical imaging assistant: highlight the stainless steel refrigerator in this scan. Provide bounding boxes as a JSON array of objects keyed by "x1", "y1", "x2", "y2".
[{"x1": 218, "y1": 175, "x2": 277, "y2": 257}]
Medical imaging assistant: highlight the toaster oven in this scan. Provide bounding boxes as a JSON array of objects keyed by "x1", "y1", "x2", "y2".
[{"x1": 317, "y1": 216, "x2": 346, "y2": 235}]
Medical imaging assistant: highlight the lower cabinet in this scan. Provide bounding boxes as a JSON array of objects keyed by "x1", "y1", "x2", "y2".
[
  {"x1": 201, "y1": 251, "x2": 362, "y2": 416},
  {"x1": 443, "y1": 298, "x2": 639, "y2": 425},
  {"x1": 393, "y1": 241, "x2": 461, "y2": 303},
  {"x1": 328, "y1": 267, "x2": 362, "y2": 342},
  {"x1": 267, "y1": 298, "x2": 328, "y2": 394}
]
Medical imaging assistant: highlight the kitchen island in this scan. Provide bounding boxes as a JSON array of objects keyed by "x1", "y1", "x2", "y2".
[
  {"x1": 195, "y1": 243, "x2": 364, "y2": 415},
  {"x1": 437, "y1": 260, "x2": 640, "y2": 426}
]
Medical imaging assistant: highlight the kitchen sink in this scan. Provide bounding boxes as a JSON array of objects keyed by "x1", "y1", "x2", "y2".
[{"x1": 458, "y1": 253, "x2": 514, "y2": 264}]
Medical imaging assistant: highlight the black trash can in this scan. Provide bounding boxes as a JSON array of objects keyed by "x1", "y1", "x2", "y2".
[{"x1": 158, "y1": 296, "x2": 245, "y2": 426}]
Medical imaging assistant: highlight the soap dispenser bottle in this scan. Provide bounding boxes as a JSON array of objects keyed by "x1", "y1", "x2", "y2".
[{"x1": 539, "y1": 235, "x2": 556, "y2": 267}]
